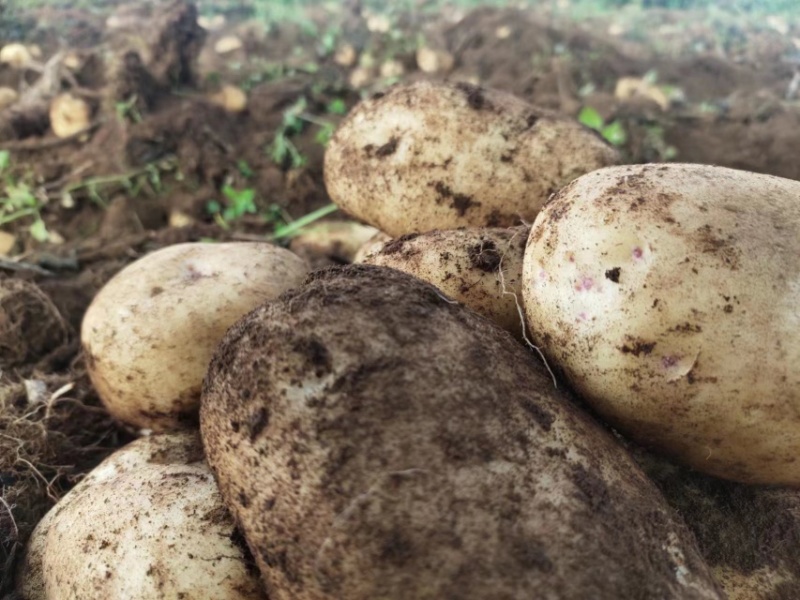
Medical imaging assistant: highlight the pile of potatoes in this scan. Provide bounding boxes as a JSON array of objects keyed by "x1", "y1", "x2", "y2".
[{"x1": 16, "y1": 80, "x2": 800, "y2": 599}]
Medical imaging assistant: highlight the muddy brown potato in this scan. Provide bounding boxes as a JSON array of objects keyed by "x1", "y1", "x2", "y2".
[
  {"x1": 523, "y1": 163, "x2": 800, "y2": 485},
  {"x1": 634, "y1": 449, "x2": 800, "y2": 600},
  {"x1": 18, "y1": 433, "x2": 263, "y2": 600},
  {"x1": 361, "y1": 226, "x2": 530, "y2": 338},
  {"x1": 201, "y1": 264, "x2": 722, "y2": 600},
  {"x1": 324, "y1": 80, "x2": 619, "y2": 236}
]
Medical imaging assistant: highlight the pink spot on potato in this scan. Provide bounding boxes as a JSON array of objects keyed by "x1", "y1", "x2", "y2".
[
  {"x1": 633, "y1": 247, "x2": 643, "y2": 259},
  {"x1": 662, "y1": 355, "x2": 680, "y2": 368},
  {"x1": 574, "y1": 276, "x2": 595, "y2": 291}
]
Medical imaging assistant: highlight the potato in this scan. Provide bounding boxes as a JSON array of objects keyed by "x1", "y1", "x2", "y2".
[
  {"x1": 82, "y1": 242, "x2": 307, "y2": 431},
  {"x1": 352, "y1": 230, "x2": 391, "y2": 263},
  {"x1": 522, "y1": 163, "x2": 800, "y2": 485},
  {"x1": 288, "y1": 220, "x2": 379, "y2": 268},
  {"x1": 18, "y1": 433, "x2": 263, "y2": 600},
  {"x1": 324, "y1": 80, "x2": 618, "y2": 236},
  {"x1": 361, "y1": 226, "x2": 529, "y2": 338},
  {"x1": 634, "y1": 448, "x2": 800, "y2": 600},
  {"x1": 201, "y1": 265, "x2": 722, "y2": 600},
  {"x1": 49, "y1": 93, "x2": 91, "y2": 138}
]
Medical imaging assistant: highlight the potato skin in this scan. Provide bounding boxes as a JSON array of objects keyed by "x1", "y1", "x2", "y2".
[
  {"x1": 634, "y1": 449, "x2": 800, "y2": 600},
  {"x1": 361, "y1": 226, "x2": 529, "y2": 338},
  {"x1": 201, "y1": 264, "x2": 722, "y2": 600},
  {"x1": 81, "y1": 242, "x2": 307, "y2": 431},
  {"x1": 324, "y1": 81, "x2": 618, "y2": 236},
  {"x1": 18, "y1": 433, "x2": 263, "y2": 600},
  {"x1": 289, "y1": 221, "x2": 379, "y2": 268},
  {"x1": 523, "y1": 163, "x2": 800, "y2": 485}
]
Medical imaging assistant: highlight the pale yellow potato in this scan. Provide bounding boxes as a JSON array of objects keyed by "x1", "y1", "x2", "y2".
[
  {"x1": 49, "y1": 94, "x2": 91, "y2": 138},
  {"x1": 324, "y1": 80, "x2": 618, "y2": 236},
  {"x1": 18, "y1": 433, "x2": 263, "y2": 600},
  {"x1": 523, "y1": 163, "x2": 800, "y2": 485},
  {"x1": 288, "y1": 220, "x2": 379, "y2": 265},
  {"x1": 362, "y1": 226, "x2": 529, "y2": 338},
  {"x1": 210, "y1": 84, "x2": 248, "y2": 113},
  {"x1": 81, "y1": 242, "x2": 307, "y2": 431},
  {"x1": 352, "y1": 230, "x2": 392, "y2": 263},
  {"x1": 201, "y1": 265, "x2": 723, "y2": 600}
]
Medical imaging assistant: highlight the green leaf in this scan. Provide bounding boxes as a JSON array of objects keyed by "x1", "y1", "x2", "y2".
[
  {"x1": 206, "y1": 200, "x2": 222, "y2": 215},
  {"x1": 578, "y1": 106, "x2": 604, "y2": 130},
  {"x1": 315, "y1": 123, "x2": 335, "y2": 146},
  {"x1": 327, "y1": 99, "x2": 347, "y2": 115},
  {"x1": 237, "y1": 160, "x2": 254, "y2": 178},
  {"x1": 0, "y1": 150, "x2": 10, "y2": 173},
  {"x1": 271, "y1": 133, "x2": 289, "y2": 164},
  {"x1": 29, "y1": 219, "x2": 49, "y2": 242},
  {"x1": 6, "y1": 182, "x2": 37, "y2": 210},
  {"x1": 287, "y1": 142, "x2": 307, "y2": 169},
  {"x1": 222, "y1": 185, "x2": 257, "y2": 218},
  {"x1": 601, "y1": 121, "x2": 627, "y2": 146}
]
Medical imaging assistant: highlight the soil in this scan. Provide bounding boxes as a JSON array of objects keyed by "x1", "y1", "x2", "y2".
[{"x1": 1, "y1": 0, "x2": 799, "y2": 595}]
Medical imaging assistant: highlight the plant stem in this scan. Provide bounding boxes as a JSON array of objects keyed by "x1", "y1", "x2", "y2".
[
  {"x1": 269, "y1": 203, "x2": 339, "y2": 240},
  {"x1": 0, "y1": 207, "x2": 38, "y2": 226}
]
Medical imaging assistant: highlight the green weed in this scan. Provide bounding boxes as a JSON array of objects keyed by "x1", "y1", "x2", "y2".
[{"x1": 578, "y1": 106, "x2": 628, "y2": 146}]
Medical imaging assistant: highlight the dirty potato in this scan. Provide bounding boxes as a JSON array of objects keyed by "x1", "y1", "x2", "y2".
[
  {"x1": 18, "y1": 433, "x2": 263, "y2": 600},
  {"x1": 81, "y1": 242, "x2": 307, "y2": 431},
  {"x1": 288, "y1": 220, "x2": 379, "y2": 268},
  {"x1": 361, "y1": 226, "x2": 529, "y2": 338},
  {"x1": 523, "y1": 163, "x2": 800, "y2": 485},
  {"x1": 352, "y1": 230, "x2": 392, "y2": 263},
  {"x1": 201, "y1": 264, "x2": 722, "y2": 600},
  {"x1": 324, "y1": 80, "x2": 618, "y2": 236},
  {"x1": 634, "y1": 448, "x2": 800, "y2": 600}
]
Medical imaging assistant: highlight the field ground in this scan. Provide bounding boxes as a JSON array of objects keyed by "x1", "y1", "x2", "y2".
[{"x1": 1, "y1": 0, "x2": 799, "y2": 594}]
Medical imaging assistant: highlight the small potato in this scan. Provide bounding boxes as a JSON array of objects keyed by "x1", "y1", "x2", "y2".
[
  {"x1": 18, "y1": 433, "x2": 263, "y2": 600},
  {"x1": 324, "y1": 80, "x2": 618, "y2": 236},
  {"x1": 523, "y1": 163, "x2": 800, "y2": 485},
  {"x1": 81, "y1": 242, "x2": 307, "y2": 431},
  {"x1": 49, "y1": 93, "x2": 91, "y2": 138},
  {"x1": 201, "y1": 265, "x2": 722, "y2": 600},
  {"x1": 210, "y1": 84, "x2": 248, "y2": 113},
  {"x1": 362, "y1": 226, "x2": 529, "y2": 338},
  {"x1": 288, "y1": 221, "x2": 379, "y2": 268}
]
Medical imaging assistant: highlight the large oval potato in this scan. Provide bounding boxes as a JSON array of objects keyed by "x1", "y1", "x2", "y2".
[
  {"x1": 523, "y1": 163, "x2": 800, "y2": 485},
  {"x1": 361, "y1": 226, "x2": 529, "y2": 338},
  {"x1": 201, "y1": 264, "x2": 722, "y2": 600},
  {"x1": 634, "y1": 448, "x2": 800, "y2": 600},
  {"x1": 324, "y1": 81, "x2": 619, "y2": 236},
  {"x1": 18, "y1": 433, "x2": 263, "y2": 600},
  {"x1": 81, "y1": 242, "x2": 307, "y2": 431}
]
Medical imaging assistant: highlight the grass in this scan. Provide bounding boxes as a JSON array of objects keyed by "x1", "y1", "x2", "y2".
[{"x1": 0, "y1": 151, "x2": 51, "y2": 243}]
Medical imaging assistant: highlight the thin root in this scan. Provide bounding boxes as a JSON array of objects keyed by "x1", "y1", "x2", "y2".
[{"x1": 497, "y1": 228, "x2": 558, "y2": 388}]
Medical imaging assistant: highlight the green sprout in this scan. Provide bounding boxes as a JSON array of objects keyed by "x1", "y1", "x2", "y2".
[
  {"x1": 0, "y1": 151, "x2": 51, "y2": 242},
  {"x1": 269, "y1": 96, "x2": 345, "y2": 168},
  {"x1": 207, "y1": 185, "x2": 257, "y2": 228},
  {"x1": 578, "y1": 106, "x2": 628, "y2": 146}
]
